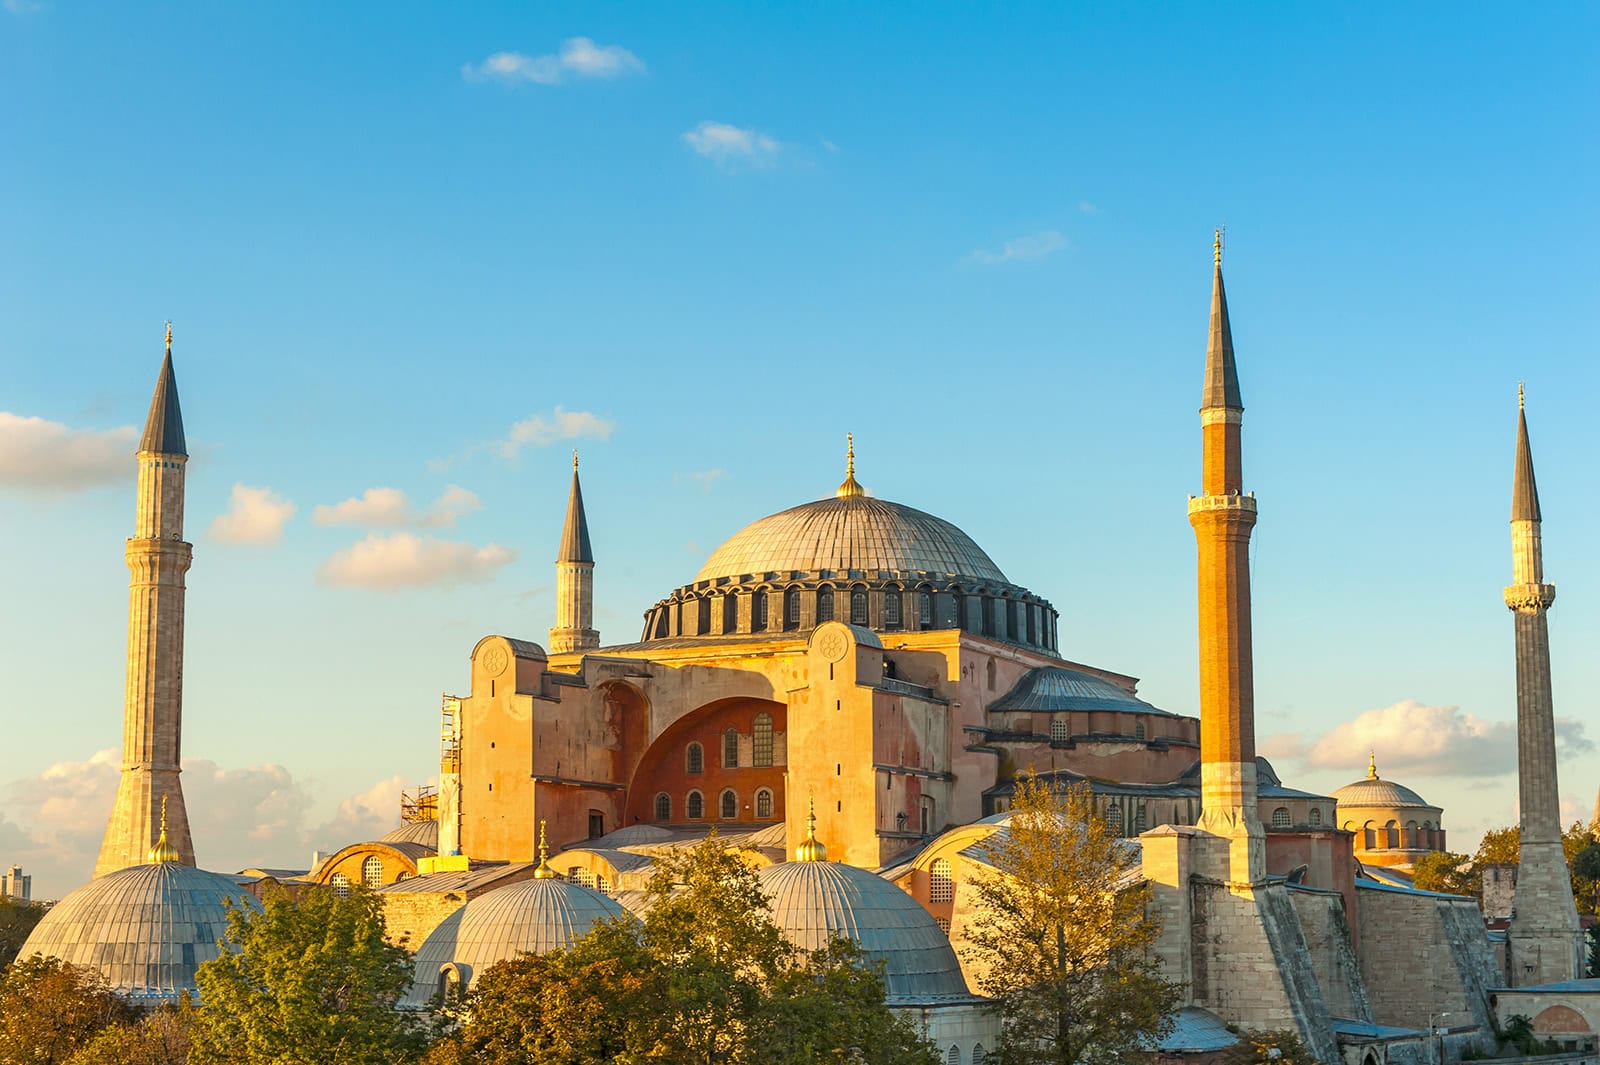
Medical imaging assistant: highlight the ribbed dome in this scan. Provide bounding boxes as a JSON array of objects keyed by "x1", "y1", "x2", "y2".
[
  {"x1": 405, "y1": 878, "x2": 625, "y2": 1005},
  {"x1": 756, "y1": 860, "x2": 972, "y2": 1003},
  {"x1": 380, "y1": 820, "x2": 440, "y2": 850},
  {"x1": 1332, "y1": 777, "x2": 1432, "y2": 808},
  {"x1": 19, "y1": 863, "x2": 259, "y2": 1001},
  {"x1": 695, "y1": 496, "x2": 1007, "y2": 584}
]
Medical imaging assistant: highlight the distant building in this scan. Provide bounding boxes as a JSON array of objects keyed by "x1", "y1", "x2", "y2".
[{"x1": 2, "y1": 865, "x2": 29, "y2": 903}]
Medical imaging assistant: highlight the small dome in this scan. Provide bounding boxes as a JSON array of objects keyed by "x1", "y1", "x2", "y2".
[
  {"x1": 1332, "y1": 777, "x2": 1432, "y2": 808},
  {"x1": 405, "y1": 878, "x2": 625, "y2": 1005},
  {"x1": 380, "y1": 820, "x2": 440, "y2": 850},
  {"x1": 19, "y1": 863, "x2": 259, "y2": 1001},
  {"x1": 989, "y1": 666, "x2": 1172, "y2": 715},
  {"x1": 695, "y1": 496, "x2": 1008, "y2": 585},
  {"x1": 757, "y1": 860, "x2": 972, "y2": 1003}
]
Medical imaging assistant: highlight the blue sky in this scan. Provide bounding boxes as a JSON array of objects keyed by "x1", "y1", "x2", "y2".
[{"x1": 2, "y1": 3, "x2": 1596, "y2": 896}]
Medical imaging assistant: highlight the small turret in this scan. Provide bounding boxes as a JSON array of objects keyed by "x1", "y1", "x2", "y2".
[{"x1": 549, "y1": 453, "x2": 599, "y2": 653}]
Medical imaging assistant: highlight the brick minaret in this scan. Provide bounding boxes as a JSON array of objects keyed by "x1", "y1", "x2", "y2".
[
  {"x1": 548, "y1": 452, "x2": 598, "y2": 653},
  {"x1": 1188, "y1": 231, "x2": 1264, "y2": 883},
  {"x1": 1503, "y1": 386, "x2": 1583, "y2": 985},
  {"x1": 95, "y1": 325, "x2": 195, "y2": 875}
]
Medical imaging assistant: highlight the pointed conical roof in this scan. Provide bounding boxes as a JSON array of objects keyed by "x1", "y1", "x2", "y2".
[
  {"x1": 139, "y1": 335, "x2": 187, "y2": 456},
  {"x1": 1512, "y1": 391, "x2": 1541, "y2": 522},
  {"x1": 558, "y1": 456, "x2": 594, "y2": 563},
  {"x1": 1202, "y1": 234, "x2": 1242, "y2": 411}
]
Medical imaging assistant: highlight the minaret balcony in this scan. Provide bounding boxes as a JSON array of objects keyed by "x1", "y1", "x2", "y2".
[
  {"x1": 1187, "y1": 493, "x2": 1257, "y2": 515},
  {"x1": 1504, "y1": 583, "x2": 1556, "y2": 612}
]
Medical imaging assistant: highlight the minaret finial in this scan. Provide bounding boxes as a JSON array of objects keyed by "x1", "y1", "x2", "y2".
[
  {"x1": 796, "y1": 794, "x2": 828, "y2": 862},
  {"x1": 146, "y1": 794, "x2": 180, "y2": 864},
  {"x1": 164, "y1": 321, "x2": 172, "y2": 355},
  {"x1": 1368, "y1": 751, "x2": 1378, "y2": 780},
  {"x1": 1519, "y1": 381, "x2": 1525, "y2": 411},
  {"x1": 532, "y1": 820, "x2": 556, "y2": 878},
  {"x1": 1214, "y1": 228, "x2": 1222, "y2": 267},
  {"x1": 573, "y1": 448, "x2": 579, "y2": 471},
  {"x1": 835, "y1": 434, "x2": 864, "y2": 499}
]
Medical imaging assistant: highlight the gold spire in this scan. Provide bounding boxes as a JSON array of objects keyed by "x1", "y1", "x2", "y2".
[
  {"x1": 835, "y1": 433, "x2": 864, "y2": 499},
  {"x1": 1519, "y1": 381, "x2": 1525, "y2": 411},
  {"x1": 1367, "y1": 751, "x2": 1378, "y2": 780},
  {"x1": 147, "y1": 794, "x2": 180, "y2": 864},
  {"x1": 573, "y1": 448, "x2": 579, "y2": 471},
  {"x1": 164, "y1": 321, "x2": 173, "y2": 355},
  {"x1": 796, "y1": 795, "x2": 828, "y2": 862},
  {"x1": 532, "y1": 820, "x2": 557, "y2": 878},
  {"x1": 1214, "y1": 228, "x2": 1223, "y2": 268}
]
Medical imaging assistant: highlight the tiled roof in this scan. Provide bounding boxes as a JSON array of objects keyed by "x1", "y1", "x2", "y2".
[{"x1": 988, "y1": 666, "x2": 1168, "y2": 715}]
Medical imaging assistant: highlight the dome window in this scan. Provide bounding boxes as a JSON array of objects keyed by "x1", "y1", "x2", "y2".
[
  {"x1": 1271, "y1": 807, "x2": 1291, "y2": 828},
  {"x1": 1135, "y1": 805, "x2": 1147, "y2": 833},
  {"x1": 1308, "y1": 807, "x2": 1323, "y2": 827},
  {"x1": 723, "y1": 594, "x2": 738, "y2": 634},
  {"x1": 930, "y1": 858, "x2": 954, "y2": 904},
  {"x1": 1104, "y1": 803, "x2": 1123, "y2": 836},
  {"x1": 884, "y1": 590, "x2": 902, "y2": 628},
  {"x1": 817, "y1": 588, "x2": 835, "y2": 623},
  {"x1": 1134, "y1": 720, "x2": 1147, "y2": 741},
  {"x1": 918, "y1": 590, "x2": 933, "y2": 626},
  {"x1": 724, "y1": 729, "x2": 739, "y2": 768},
  {"x1": 654, "y1": 793, "x2": 671, "y2": 821},
  {"x1": 687, "y1": 791, "x2": 705, "y2": 820},
  {"x1": 720, "y1": 789, "x2": 738, "y2": 819},
  {"x1": 1049, "y1": 718, "x2": 1068, "y2": 744},
  {"x1": 785, "y1": 589, "x2": 800, "y2": 629},
  {"x1": 331, "y1": 872, "x2": 351, "y2": 899},
  {"x1": 850, "y1": 590, "x2": 868, "y2": 626},
  {"x1": 686, "y1": 743, "x2": 704, "y2": 775},
  {"x1": 752, "y1": 713, "x2": 774, "y2": 767},
  {"x1": 752, "y1": 591, "x2": 769, "y2": 630},
  {"x1": 755, "y1": 788, "x2": 773, "y2": 819},
  {"x1": 363, "y1": 855, "x2": 383, "y2": 890}
]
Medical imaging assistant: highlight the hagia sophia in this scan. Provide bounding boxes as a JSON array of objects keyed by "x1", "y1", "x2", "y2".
[{"x1": 17, "y1": 239, "x2": 1596, "y2": 1063}]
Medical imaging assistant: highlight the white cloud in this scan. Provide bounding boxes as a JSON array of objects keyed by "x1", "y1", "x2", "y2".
[
  {"x1": 1077, "y1": 200, "x2": 1100, "y2": 215},
  {"x1": 970, "y1": 230, "x2": 1067, "y2": 266},
  {"x1": 0, "y1": 412, "x2": 135, "y2": 492},
  {"x1": 207, "y1": 483, "x2": 295, "y2": 544},
  {"x1": 3, "y1": 0, "x2": 47, "y2": 13},
  {"x1": 498, "y1": 406, "x2": 614, "y2": 459},
  {"x1": 682, "y1": 121, "x2": 781, "y2": 166},
  {"x1": 463, "y1": 37, "x2": 644, "y2": 85},
  {"x1": 311, "y1": 485, "x2": 480, "y2": 529},
  {"x1": 684, "y1": 468, "x2": 727, "y2": 493},
  {"x1": 317, "y1": 532, "x2": 517, "y2": 588},
  {"x1": 1262, "y1": 699, "x2": 1595, "y2": 778}
]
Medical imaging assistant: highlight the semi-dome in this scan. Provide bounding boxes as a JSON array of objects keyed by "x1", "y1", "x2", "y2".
[
  {"x1": 19, "y1": 862, "x2": 260, "y2": 1001},
  {"x1": 405, "y1": 876, "x2": 626, "y2": 1006},
  {"x1": 756, "y1": 859, "x2": 973, "y2": 1004},
  {"x1": 380, "y1": 820, "x2": 440, "y2": 850}
]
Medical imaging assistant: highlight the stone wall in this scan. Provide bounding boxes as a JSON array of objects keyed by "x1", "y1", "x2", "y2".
[
  {"x1": 380, "y1": 891, "x2": 468, "y2": 950},
  {"x1": 1290, "y1": 886, "x2": 1371, "y2": 1021},
  {"x1": 1355, "y1": 886, "x2": 1497, "y2": 1034}
]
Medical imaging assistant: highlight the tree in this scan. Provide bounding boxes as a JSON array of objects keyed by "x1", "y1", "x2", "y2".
[
  {"x1": 447, "y1": 837, "x2": 939, "y2": 1065},
  {"x1": 0, "y1": 898, "x2": 45, "y2": 970},
  {"x1": 1411, "y1": 851, "x2": 1478, "y2": 897},
  {"x1": 1470, "y1": 823, "x2": 1600, "y2": 917},
  {"x1": 67, "y1": 995, "x2": 198, "y2": 1065},
  {"x1": 191, "y1": 884, "x2": 428, "y2": 1065},
  {"x1": 1475, "y1": 827, "x2": 1520, "y2": 866},
  {"x1": 1219, "y1": 1028, "x2": 1323, "y2": 1065},
  {"x1": 962, "y1": 775, "x2": 1182, "y2": 1065},
  {"x1": 0, "y1": 955, "x2": 132, "y2": 1065}
]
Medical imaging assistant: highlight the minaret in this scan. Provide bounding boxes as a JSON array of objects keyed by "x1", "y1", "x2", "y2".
[
  {"x1": 95, "y1": 325, "x2": 196, "y2": 876},
  {"x1": 1503, "y1": 385, "x2": 1583, "y2": 984},
  {"x1": 1188, "y1": 231, "x2": 1263, "y2": 883},
  {"x1": 548, "y1": 451, "x2": 599, "y2": 653}
]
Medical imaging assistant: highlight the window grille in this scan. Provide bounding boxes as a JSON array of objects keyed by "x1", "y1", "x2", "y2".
[
  {"x1": 687, "y1": 791, "x2": 704, "y2": 819},
  {"x1": 331, "y1": 872, "x2": 350, "y2": 898},
  {"x1": 724, "y1": 728, "x2": 739, "y2": 768},
  {"x1": 1135, "y1": 805, "x2": 1147, "y2": 833},
  {"x1": 723, "y1": 594, "x2": 738, "y2": 633},
  {"x1": 850, "y1": 591, "x2": 868, "y2": 625},
  {"x1": 363, "y1": 855, "x2": 383, "y2": 890},
  {"x1": 752, "y1": 591, "x2": 768, "y2": 629},
  {"x1": 885, "y1": 591, "x2": 902, "y2": 628},
  {"x1": 786, "y1": 589, "x2": 800, "y2": 627},
  {"x1": 686, "y1": 743, "x2": 704, "y2": 774},
  {"x1": 1135, "y1": 720, "x2": 1146, "y2": 741},
  {"x1": 1272, "y1": 807, "x2": 1292, "y2": 828},
  {"x1": 1050, "y1": 718, "x2": 1068, "y2": 743},
  {"x1": 919, "y1": 591, "x2": 933, "y2": 625},
  {"x1": 948, "y1": 1046, "x2": 961, "y2": 1065},
  {"x1": 1308, "y1": 807, "x2": 1323, "y2": 826},
  {"x1": 756, "y1": 788, "x2": 773, "y2": 819},
  {"x1": 654, "y1": 793, "x2": 671, "y2": 821},
  {"x1": 721, "y1": 789, "x2": 738, "y2": 819},
  {"x1": 753, "y1": 714, "x2": 774, "y2": 767},
  {"x1": 1104, "y1": 804, "x2": 1123, "y2": 835},
  {"x1": 817, "y1": 588, "x2": 834, "y2": 623},
  {"x1": 930, "y1": 858, "x2": 954, "y2": 903}
]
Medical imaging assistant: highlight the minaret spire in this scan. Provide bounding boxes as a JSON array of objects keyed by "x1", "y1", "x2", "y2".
[
  {"x1": 549, "y1": 454, "x2": 599, "y2": 653},
  {"x1": 836, "y1": 433, "x2": 864, "y2": 499},
  {"x1": 1189, "y1": 232, "x2": 1262, "y2": 883},
  {"x1": 96, "y1": 326, "x2": 196, "y2": 875},
  {"x1": 1503, "y1": 387, "x2": 1582, "y2": 984}
]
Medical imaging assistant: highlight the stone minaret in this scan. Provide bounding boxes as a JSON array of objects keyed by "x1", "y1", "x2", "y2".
[
  {"x1": 548, "y1": 452, "x2": 598, "y2": 653},
  {"x1": 1503, "y1": 386, "x2": 1583, "y2": 985},
  {"x1": 1188, "y1": 231, "x2": 1264, "y2": 884},
  {"x1": 95, "y1": 325, "x2": 196, "y2": 876}
]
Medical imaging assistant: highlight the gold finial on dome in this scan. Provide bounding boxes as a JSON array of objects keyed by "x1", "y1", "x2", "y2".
[
  {"x1": 836, "y1": 433, "x2": 864, "y2": 499},
  {"x1": 164, "y1": 321, "x2": 173, "y2": 355},
  {"x1": 147, "y1": 794, "x2": 180, "y2": 864},
  {"x1": 1367, "y1": 751, "x2": 1379, "y2": 780},
  {"x1": 1519, "y1": 381, "x2": 1525, "y2": 412},
  {"x1": 796, "y1": 796, "x2": 828, "y2": 862},
  {"x1": 532, "y1": 820, "x2": 557, "y2": 878},
  {"x1": 1214, "y1": 228, "x2": 1223, "y2": 267},
  {"x1": 573, "y1": 448, "x2": 579, "y2": 471}
]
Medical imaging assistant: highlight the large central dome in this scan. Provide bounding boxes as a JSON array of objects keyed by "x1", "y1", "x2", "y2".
[{"x1": 695, "y1": 496, "x2": 1008, "y2": 584}]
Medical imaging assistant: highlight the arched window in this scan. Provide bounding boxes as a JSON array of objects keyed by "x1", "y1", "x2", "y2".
[
  {"x1": 885, "y1": 590, "x2": 902, "y2": 628},
  {"x1": 1406, "y1": 820, "x2": 1419, "y2": 831},
  {"x1": 720, "y1": 789, "x2": 738, "y2": 819},
  {"x1": 724, "y1": 728, "x2": 739, "y2": 768},
  {"x1": 687, "y1": 791, "x2": 704, "y2": 819},
  {"x1": 1134, "y1": 720, "x2": 1147, "y2": 741},
  {"x1": 1135, "y1": 805, "x2": 1147, "y2": 833},
  {"x1": 986, "y1": 659, "x2": 996, "y2": 691},
  {"x1": 1271, "y1": 807, "x2": 1291, "y2": 828},
  {"x1": 686, "y1": 743, "x2": 704, "y2": 774},
  {"x1": 1104, "y1": 803, "x2": 1123, "y2": 836},
  {"x1": 331, "y1": 872, "x2": 350, "y2": 899},
  {"x1": 950, "y1": 593, "x2": 965, "y2": 630},
  {"x1": 363, "y1": 855, "x2": 383, "y2": 889},
  {"x1": 930, "y1": 858, "x2": 955, "y2": 903},
  {"x1": 1421, "y1": 820, "x2": 1433, "y2": 830},
  {"x1": 755, "y1": 788, "x2": 773, "y2": 819},
  {"x1": 974, "y1": 1046, "x2": 987, "y2": 1065},
  {"x1": 1308, "y1": 807, "x2": 1323, "y2": 827},
  {"x1": 920, "y1": 796, "x2": 935, "y2": 836},
  {"x1": 752, "y1": 713, "x2": 774, "y2": 767},
  {"x1": 947, "y1": 1046, "x2": 961, "y2": 1065},
  {"x1": 817, "y1": 587, "x2": 834, "y2": 623},
  {"x1": 654, "y1": 793, "x2": 671, "y2": 821},
  {"x1": 981, "y1": 597, "x2": 995, "y2": 636},
  {"x1": 785, "y1": 588, "x2": 800, "y2": 629},
  {"x1": 918, "y1": 590, "x2": 933, "y2": 626},
  {"x1": 752, "y1": 591, "x2": 768, "y2": 630},
  {"x1": 1050, "y1": 718, "x2": 1068, "y2": 744},
  {"x1": 850, "y1": 590, "x2": 868, "y2": 625},
  {"x1": 696, "y1": 596, "x2": 711, "y2": 633},
  {"x1": 723, "y1": 593, "x2": 738, "y2": 634}
]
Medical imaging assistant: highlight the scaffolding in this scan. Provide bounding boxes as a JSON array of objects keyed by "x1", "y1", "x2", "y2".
[{"x1": 400, "y1": 785, "x2": 437, "y2": 823}]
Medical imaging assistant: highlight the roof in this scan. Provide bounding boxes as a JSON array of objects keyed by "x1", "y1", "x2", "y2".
[
  {"x1": 1331, "y1": 776, "x2": 1432, "y2": 809},
  {"x1": 19, "y1": 863, "x2": 260, "y2": 1001},
  {"x1": 1153, "y1": 1007, "x2": 1242, "y2": 1052},
  {"x1": 1203, "y1": 260, "x2": 1242, "y2": 410},
  {"x1": 1495, "y1": 978, "x2": 1600, "y2": 995},
  {"x1": 694, "y1": 495, "x2": 1008, "y2": 584},
  {"x1": 989, "y1": 666, "x2": 1169, "y2": 716},
  {"x1": 558, "y1": 466, "x2": 594, "y2": 563},
  {"x1": 1332, "y1": 1019, "x2": 1426, "y2": 1041},
  {"x1": 377, "y1": 862, "x2": 538, "y2": 895},
  {"x1": 1513, "y1": 402, "x2": 1542, "y2": 522},
  {"x1": 1354, "y1": 876, "x2": 1473, "y2": 901},
  {"x1": 139, "y1": 351, "x2": 187, "y2": 456},
  {"x1": 380, "y1": 821, "x2": 440, "y2": 849},
  {"x1": 404, "y1": 878, "x2": 625, "y2": 1005},
  {"x1": 757, "y1": 860, "x2": 976, "y2": 1004}
]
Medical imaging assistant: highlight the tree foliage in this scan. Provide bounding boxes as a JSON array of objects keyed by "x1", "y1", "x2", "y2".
[
  {"x1": 1218, "y1": 1028, "x2": 1323, "y2": 1065},
  {"x1": 1411, "y1": 851, "x2": 1478, "y2": 897},
  {"x1": 0, "y1": 899, "x2": 45, "y2": 971},
  {"x1": 0, "y1": 955, "x2": 133, "y2": 1065},
  {"x1": 191, "y1": 884, "x2": 428, "y2": 1065},
  {"x1": 1467, "y1": 822, "x2": 1600, "y2": 917},
  {"x1": 66, "y1": 995, "x2": 198, "y2": 1065},
  {"x1": 441, "y1": 837, "x2": 939, "y2": 1065},
  {"x1": 963, "y1": 775, "x2": 1181, "y2": 1065}
]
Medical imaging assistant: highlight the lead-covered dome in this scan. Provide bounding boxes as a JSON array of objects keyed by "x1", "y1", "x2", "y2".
[
  {"x1": 18, "y1": 863, "x2": 259, "y2": 1001},
  {"x1": 757, "y1": 859, "x2": 974, "y2": 1004}
]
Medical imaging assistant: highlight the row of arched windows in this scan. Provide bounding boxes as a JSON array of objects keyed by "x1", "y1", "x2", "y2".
[
  {"x1": 684, "y1": 714, "x2": 776, "y2": 773},
  {"x1": 946, "y1": 1044, "x2": 986, "y2": 1064},
  {"x1": 654, "y1": 787, "x2": 775, "y2": 822}
]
